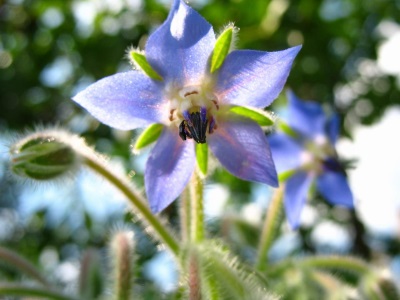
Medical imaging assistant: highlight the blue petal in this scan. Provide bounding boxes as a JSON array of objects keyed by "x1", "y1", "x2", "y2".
[
  {"x1": 268, "y1": 133, "x2": 304, "y2": 173},
  {"x1": 287, "y1": 90, "x2": 326, "y2": 139},
  {"x1": 208, "y1": 117, "x2": 278, "y2": 187},
  {"x1": 215, "y1": 46, "x2": 301, "y2": 108},
  {"x1": 316, "y1": 171, "x2": 353, "y2": 207},
  {"x1": 284, "y1": 171, "x2": 313, "y2": 229},
  {"x1": 72, "y1": 71, "x2": 168, "y2": 130},
  {"x1": 145, "y1": 0, "x2": 215, "y2": 85},
  {"x1": 326, "y1": 113, "x2": 340, "y2": 144},
  {"x1": 145, "y1": 127, "x2": 195, "y2": 213}
]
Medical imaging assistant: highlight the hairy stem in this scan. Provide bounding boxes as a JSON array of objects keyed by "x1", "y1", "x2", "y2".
[
  {"x1": 0, "y1": 284, "x2": 77, "y2": 300},
  {"x1": 180, "y1": 186, "x2": 191, "y2": 243},
  {"x1": 188, "y1": 254, "x2": 202, "y2": 300},
  {"x1": 255, "y1": 186, "x2": 284, "y2": 271},
  {"x1": 190, "y1": 171, "x2": 205, "y2": 243},
  {"x1": 299, "y1": 255, "x2": 371, "y2": 275},
  {"x1": 0, "y1": 246, "x2": 49, "y2": 287},
  {"x1": 81, "y1": 153, "x2": 180, "y2": 256}
]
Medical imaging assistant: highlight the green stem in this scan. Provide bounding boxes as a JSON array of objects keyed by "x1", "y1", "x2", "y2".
[
  {"x1": 0, "y1": 246, "x2": 49, "y2": 287},
  {"x1": 190, "y1": 171, "x2": 204, "y2": 243},
  {"x1": 299, "y1": 255, "x2": 371, "y2": 275},
  {"x1": 180, "y1": 186, "x2": 191, "y2": 243},
  {"x1": 81, "y1": 153, "x2": 180, "y2": 256},
  {"x1": 255, "y1": 186, "x2": 284, "y2": 272},
  {"x1": 0, "y1": 283, "x2": 78, "y2": 300}
]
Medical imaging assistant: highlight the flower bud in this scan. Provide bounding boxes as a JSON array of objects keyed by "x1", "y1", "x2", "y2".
[
  {"x1": 10, "y1": 131, "x2": 78, "y2": 180},
  {"x1": 110, "y1": 230, "x2": 136, "y2": 300}
]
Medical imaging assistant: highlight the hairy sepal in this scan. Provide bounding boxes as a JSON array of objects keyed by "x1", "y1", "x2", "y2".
[
  {"x1": 133, "y1": 123, "x2": 163, "y2": 153},
  {"x1": 229, "y1": 106, "x2": 275, "y2": 126},
  {"x1": 128, "y1": 49, "x2": 163, "y2": 81},
  {"x1": 210, "y1": 24, "x2": 236, "y2": 73}
]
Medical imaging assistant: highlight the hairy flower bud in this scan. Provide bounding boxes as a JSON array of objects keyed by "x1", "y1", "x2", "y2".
[
  {"x1": 10, "y1": 130, "x2": 79, "y2": 180},
  {"x1": 110, "y1": 230, "x2": 136, "y2": 300}
]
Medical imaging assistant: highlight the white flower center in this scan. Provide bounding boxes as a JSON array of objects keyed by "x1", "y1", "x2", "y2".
[{"x1": 167, "y1": 84, "x2": 220, "y2": 144}]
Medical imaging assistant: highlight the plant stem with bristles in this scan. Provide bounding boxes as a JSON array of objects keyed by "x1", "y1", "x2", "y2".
[
  {"x1": 190, "y1": 171, "x2": 205, "y2": 243},
  {"x1": 256, "y1": 186, "x2": 284, "y2": 271}
]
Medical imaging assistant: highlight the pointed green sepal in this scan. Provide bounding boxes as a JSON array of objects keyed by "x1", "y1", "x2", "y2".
[
  {"x1": 229, "y1": 106, "x2": 275, "y2": 126},
  {"x1": 129, "y1": 50, "x2": 163, "y2": 81},
  {"x1": 278, "y1": 121, "x2": 298, "y2": 138},
  {"x1": 210, "y1": 25, "x2": 235, "y2": 73},
  {"x1": 278, "y1": 169, "x2": 297, "y2": 182},
  {"x1": 133, "y1": 124, "x2": 163, "y2": 152},
  {"x1": 196, "y1": 143, "x2": 208, "y2": 176}
]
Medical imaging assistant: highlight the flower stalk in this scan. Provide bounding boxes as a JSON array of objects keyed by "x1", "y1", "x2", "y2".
[
  {"x1": 256, "y1": 186, "x2": 284, "y2": 272},
  {"x1": 81, "y1": 152, "x2": 180, "y2": 256},
  {"x1": 190, "y1": 171, "x2": 205, "y2": 243},
  {"x1": 180, "y1": 186, "x2": 191, "y2": 242},
  {"x1": 0, "y1": 284, "x2": 78, "y2": 300},
  {"x1": 0, "y1": 246, "x2": 49, "y2": 287}
]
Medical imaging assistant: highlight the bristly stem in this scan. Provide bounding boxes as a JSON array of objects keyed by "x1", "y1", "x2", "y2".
[
  {"x1": 180, "y1": 186, "x2": 191, "y2": 243},
  {"x1": 190, "y1": 171, "x2": 205, "y2": 243},
  {"x1": 0, "y1": 284, "x2": 78, "y2": 300},
  {"x1": 299, "y1": 255, "x2": 371, "y2": 275},
  {"x1": 81, "y1": 153, "x2": 180, "y2": 256},
  {"x1": 0, "y1": 246, "x2": 49, "y2": 287},
  {"x1": 255, "y1": 186, "x2": 284, "y2": 272}
]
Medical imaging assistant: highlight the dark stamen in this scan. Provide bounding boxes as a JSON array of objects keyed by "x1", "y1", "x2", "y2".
[
  {"x1": 323, "y1": 157, "x2": 346, "y2": 175},
  {"x1": 179, "y1": 111, "x2": 208, "y2": 144}
]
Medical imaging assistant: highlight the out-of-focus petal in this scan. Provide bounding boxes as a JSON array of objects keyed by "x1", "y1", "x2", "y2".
[
  {"x1": 287, "y1": 90, "x2": 326, "y2": 139},
  {"x1": 214, "y1": 46, "x2": 301, "y2": 108},
  {"x1": 268, "y1": 133, "x2": 304, "y2": 173},
  {"x1": 145, "y1": 127, "x2": 195, "y2": 213},
  {"x1": 145, "y1": 0, "x2": 215, "y2": 85},
  {"x1": 326, "y1": 113, "x2": 340, "y2": 144},
  {"x1": 316, "y1": 171, "x2": 353, "y2": 207},
  {"x1": 72, "y1": 71, "x2": 168, "y2": 130},
  {"x1": 208, "y1": 117, "x2": 278, "y2": 187},
  {"x1": 284, "y1": 171, "x2": 313, "y2": 229}
]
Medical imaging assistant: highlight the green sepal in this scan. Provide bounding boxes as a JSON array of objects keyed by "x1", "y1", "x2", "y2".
[
  {"x1": 229, "y1": 106, "x2": 275, "y2": 126},
  {"x1": 278, "y1": 121, "x2": 298, "y2": 138},
  {"x1": 129, "y1": 50, "x2": 163, "y2": 81},
  {"x1": 278, "y1": 169, "x2": 297, "y2": 182},
  {"x1": 133, "y1": 124, "x2": 163, "y2": 152},
  {"x1": 210, "y1": 25, "x2": 234, "y2": 73},
  {"x1": 196, "y1": 143, "x2": 208, "y2": 176}
]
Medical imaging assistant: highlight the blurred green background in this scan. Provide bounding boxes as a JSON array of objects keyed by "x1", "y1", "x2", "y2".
[{"x1": 1, "y1": 0, "x2": 400, "y2": 297}]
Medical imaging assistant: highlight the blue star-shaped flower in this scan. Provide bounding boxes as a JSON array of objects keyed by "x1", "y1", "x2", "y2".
[
  {"x1": 73, "y1": 0, "x2": 301, "y2": 213},
  {"x1": 269, "y1": 91, "x2": 353, "y2": 228}
]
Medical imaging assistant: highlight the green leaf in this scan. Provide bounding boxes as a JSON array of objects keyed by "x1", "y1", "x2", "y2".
[
  {"x1": 229, "y1": 106, "x2": 275, "y2": 126},
  {"x1": 129, "y1": 50, "x2": 163, "y2": 81},
  {"x1": 133, "y1": 124, "x2": 163, "y2": 151},
  {"x1": 196, "y1": 143, "x2": 208, "y2": 176},
  {"x1": 210, "y1": 25, "x2": 234, "y2": 73}
]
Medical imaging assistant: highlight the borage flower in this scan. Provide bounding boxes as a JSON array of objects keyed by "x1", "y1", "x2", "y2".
[
  {"x1": 268, "y1": 91, "x2": 353, "y2": 228},
  {"x1": 73, "y1": 0, "x2": 301, "y2": 213}
]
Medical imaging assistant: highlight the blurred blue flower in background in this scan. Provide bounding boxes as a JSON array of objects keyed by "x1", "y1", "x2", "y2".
[
  {"x1": 72, "y1": 0, "x2": 301, "y2": 214},
  {"x1": 269, "y1": 91, "x2": 353, "y2": 228}
]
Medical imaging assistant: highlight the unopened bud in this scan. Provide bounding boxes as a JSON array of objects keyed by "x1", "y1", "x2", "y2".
[
  {"x1": 110, "y1": 230, "x2": 135, "y2": 300},
  {"x1": 10, "y1": 130, "x2": 79, "y2": 180}
]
